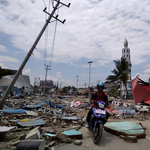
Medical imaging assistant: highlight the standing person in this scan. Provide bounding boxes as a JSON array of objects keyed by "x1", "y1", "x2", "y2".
[{"x1": 85, "y1": 82, "x2": 109, "y2": 128}]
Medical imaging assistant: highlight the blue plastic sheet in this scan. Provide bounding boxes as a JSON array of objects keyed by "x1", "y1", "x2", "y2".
[
  {"x1": 25, "y1": 104, "x2": 42, "y2": 109},
  {"x1": 1, "y1": 108, "x2": 29, "y2": 114},
  {"x1": 119, "y1": 109, "x2": 135, "y2": 114},
  {"x1": 25, "y1": 102, "x2": 46, "y2": 109}
]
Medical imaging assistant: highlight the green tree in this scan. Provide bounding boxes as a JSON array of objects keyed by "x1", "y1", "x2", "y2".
[
  {"x1": 108, "y1": 87, "x2": 119, "y2": 98},
  {"x1": 106, "y1": 57, "x2": 131, "y2": 98},
  {"x1": 62, "y1": 86, "x2": 77, "y2": 94}
]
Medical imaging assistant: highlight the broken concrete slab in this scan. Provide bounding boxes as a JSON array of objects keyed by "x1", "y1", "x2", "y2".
[
  {"x1": 26, "y1": 111, "x2": 38, "y2": 116},
  {"x1": 0, "y1": 126, "x2": 16, "y2": 132},
  {"x1": 62, "y1": 137, "x2": 74, "y2": 143},
  {"x1": 0, "y1": 126, "x2": 16, "y2": 140},
  {"x1": 16, "y1": 139, "x2": 45, "y2": 150},
  {"x1": 124, "y1": 136, "x2": 138, "y2": 143},
  {"x1": 48, "y1": 141, "x2": 56, "y2": 147},
  {"x1": 25, "y1": 126, "x2": 42, "y2": 140},
  {"x1": 25, "y1": 104, "x2": 42, "y2": 109},
  {"x1": 44, "y1": 133, "x2": 56, "y2": 141},
  {"x1": 104, "y1": 121, "x2": 146, "y2": 139},
  {"x1": 61, "y1": 129, "x2": 82, "y2": 139},
  {"x1": 17, "y1": 119, "x2": 46, "y2": 127},
  {"x1": 74, "y1": 140, "x2": 82, "y2": 145},
  {"x1": 60, "y1": 116, "x2": 82, "y2": 121},
  {"x1": 42, "y1": 127, "x2": 56, "y2": 134},
  {"x1": 11, "y1": 140, "x2": 21, "y2": 146}
]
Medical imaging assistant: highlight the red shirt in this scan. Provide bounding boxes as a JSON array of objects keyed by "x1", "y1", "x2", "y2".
[{"x1": 91, "y1": 91, "x2": 106, "y2": 107}]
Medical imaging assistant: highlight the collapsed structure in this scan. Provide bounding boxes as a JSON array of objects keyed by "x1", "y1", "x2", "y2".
[
  {"x1": 0, "y1": 75, "x2": 33, "y2": 97},
  {"x1": 131, "y1": 75, "x2": 150, "y2": 104}
]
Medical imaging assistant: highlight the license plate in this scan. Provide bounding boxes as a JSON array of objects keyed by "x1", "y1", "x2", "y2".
[{"x1": 95, "y1": 109, "x2": 106, "y2": 114}]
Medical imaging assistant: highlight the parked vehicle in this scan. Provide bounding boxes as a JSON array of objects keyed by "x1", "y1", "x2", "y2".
[{"x1": 88, "y1": 101, "x2": 107, "y2": 144}]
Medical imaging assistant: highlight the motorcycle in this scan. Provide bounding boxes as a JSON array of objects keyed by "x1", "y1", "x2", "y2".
[{"x1": 88, "y1": 101, "x2": 107, "y2": 144}]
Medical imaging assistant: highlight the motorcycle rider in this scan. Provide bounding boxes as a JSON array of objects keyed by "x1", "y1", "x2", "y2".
[{"x1": 85, "y1": 82, "x2": 109, "y2": 128}]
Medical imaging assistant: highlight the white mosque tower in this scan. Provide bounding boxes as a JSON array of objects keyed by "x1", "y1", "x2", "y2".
[
  {"x1": 122, "y1": 38, "x2": 131, "y2": 80},
  {"x1": 121, "y1": 38, "x2": 132, "y2": 98}
]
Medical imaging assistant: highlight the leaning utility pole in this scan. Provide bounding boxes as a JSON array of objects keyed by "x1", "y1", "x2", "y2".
[{"x1": 0, "y1": 0, "x2": 70, "y2": 108}]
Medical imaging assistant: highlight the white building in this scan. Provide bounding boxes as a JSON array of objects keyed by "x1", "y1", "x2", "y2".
[{"x1": 120, "y1": 38, "x2": 132, "y2": 98}]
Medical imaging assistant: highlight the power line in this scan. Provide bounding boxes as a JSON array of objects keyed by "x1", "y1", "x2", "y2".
[
  {"x1": 44, "y1": 0, "x2": 52, "y2": 65},
  {"x1": 42, "y1": 0, "x2": 47, "y2": 7},
  {"x1": 49, "y1": 10, "x2": 58, "y2": 66}
]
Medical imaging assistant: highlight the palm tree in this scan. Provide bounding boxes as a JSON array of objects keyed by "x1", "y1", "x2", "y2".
[{"x1": 106, "y1": 57, "x2": 131, "y2": 98}]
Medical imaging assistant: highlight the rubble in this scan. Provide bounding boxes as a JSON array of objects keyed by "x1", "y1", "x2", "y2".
[
  {"x1": 104, "y1": 121, "x2": 146, "y2": 142},
  {"x1": 16, "y1": 139, "x2": 45, "y2": 150},
  {"x1": 74, "y1": 140, "x2": 82, "y2": 145},
  {"x1": 0, "y1": 94, "x2": 150, "y2": 149}
]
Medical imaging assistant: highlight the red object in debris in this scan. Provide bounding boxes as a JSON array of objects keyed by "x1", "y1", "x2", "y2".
[
  {"x1": 111, "y1": 110, "x2": 123, "y2": 114},
  {"x1": 105, "y1": 108, "x2": 113, "y2": 113},
  {"x1": 131, "y1": 75, "x2": 149, "y2": 104},
  {"x1": 143, "y1": 85, "x2": 150, "y2": 104},
  {"x1": 73, "y1": 101, "x2": 81, "y2": 107}
]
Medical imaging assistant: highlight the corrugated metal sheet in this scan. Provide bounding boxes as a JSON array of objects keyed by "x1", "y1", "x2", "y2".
[
  {"x1": 143, "y1": 85, "x2": 150, "y2": 104},
  {"x1": 17, "y1": 119, "x2": 46, "y2": 127},
  {"x1": 131, "y1": 76, "x2": 149, "y2": 104}
]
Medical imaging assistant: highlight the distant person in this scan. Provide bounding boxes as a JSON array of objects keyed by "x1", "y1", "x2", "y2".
[{"x1": 85, "y1": 82, "x2": 109, "y2": 128}]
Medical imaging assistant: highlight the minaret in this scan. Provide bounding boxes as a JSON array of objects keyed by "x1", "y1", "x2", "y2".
[{"x1": 122, "y1": 38, "x2": 131, "y2": 80}]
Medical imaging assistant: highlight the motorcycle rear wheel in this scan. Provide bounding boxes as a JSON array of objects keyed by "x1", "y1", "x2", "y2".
[{"x1": 93, "y1": 123, "x2": 103, "y2": 144}]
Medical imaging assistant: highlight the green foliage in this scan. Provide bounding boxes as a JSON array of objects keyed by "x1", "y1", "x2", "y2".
[
  {"x1": 62, "y1": 86, "x2": 77, "y2": 94},
  {"x1": 89, "y1": 86, "x2": 94, "y2": 92},
  {"x1": 106, "y1": 57, "x2": 132, "y2": 98},
  {"x1": 108, "y1": 88, "x2": 119, "y2": 98},
  {"x1": 33, "y1": 85, "x2": 40, "y2": 94}
]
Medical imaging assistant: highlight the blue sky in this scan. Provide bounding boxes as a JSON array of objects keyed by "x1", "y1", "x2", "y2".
[{"x1": 0, "y1": 0, "x2": 150, "y2": 88}]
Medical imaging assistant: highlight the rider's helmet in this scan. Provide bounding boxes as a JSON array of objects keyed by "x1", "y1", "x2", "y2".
[{"x1": 97, "y1": 82, "x2": 104, "y2": 89}]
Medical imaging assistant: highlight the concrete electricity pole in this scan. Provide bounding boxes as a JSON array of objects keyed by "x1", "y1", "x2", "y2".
[
  {"x1": 43, "y1": 64, "x2": 51, "y2": 94},
  {"x1": 76, "y1": 75, "x2": 79, "y2": 89},
  {"x1": 0, "y1": 0, "x2": 70, "y2": 108}
]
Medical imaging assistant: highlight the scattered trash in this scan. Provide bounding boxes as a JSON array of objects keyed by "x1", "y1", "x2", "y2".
[{"x1": 0, "y1": 93, "x2": 149, "y2": 149}]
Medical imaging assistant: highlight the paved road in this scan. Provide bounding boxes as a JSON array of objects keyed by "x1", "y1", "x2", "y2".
[{"x1": 55, "y1": 119, "x2": 150, "y2": 150}]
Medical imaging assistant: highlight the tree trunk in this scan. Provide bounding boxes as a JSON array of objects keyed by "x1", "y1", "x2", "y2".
[{"x1": 124, "y1": 82, "x2": 128, "y2": 99}]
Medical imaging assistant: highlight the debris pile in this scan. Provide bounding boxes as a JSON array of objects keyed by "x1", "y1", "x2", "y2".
[
  {"x1": 0, "y1": 95, "x2": 90, "y2": 150},
  {"x1": 108, "y1": 99, "x2": 150, "y2": 120},
  {"x1": 0, "y1": 95, "x2": 150, "y2": 149}
]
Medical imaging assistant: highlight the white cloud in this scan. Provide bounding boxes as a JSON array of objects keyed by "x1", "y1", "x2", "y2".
[
  {"x1": 132, "y1": 64, "x2": 150, "y2": 82},
  {"x1": 0, "y1": 45, "x2": 8, "y2": 52},
  {"x1": 45, "y1": 71, "x2": 75, "y2": 87},
  {"x1": 1, "y1": 0, "x2": 150, "y2": 67},
  {"x1": 0, "y1": 55, "x2": 19, "y2": 63},
  {"x1": 1, "y1": 0, "x2": 150, "y2": 85},
  {"x1": 0, "y1": 63, "x2": 7, "y2": 68},
  {"x1": 23, "y1": 68, "x2": 32, "y2": 74}
]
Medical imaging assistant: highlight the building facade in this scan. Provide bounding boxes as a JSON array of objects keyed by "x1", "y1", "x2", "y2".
[{"x1": 40, "y1": 80, "x2": 53, "y2": 94}]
